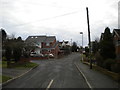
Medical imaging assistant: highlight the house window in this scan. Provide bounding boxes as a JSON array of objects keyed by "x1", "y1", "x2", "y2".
[{"x1": 46, "y1": 43, "x2": 49, "y2": 46}]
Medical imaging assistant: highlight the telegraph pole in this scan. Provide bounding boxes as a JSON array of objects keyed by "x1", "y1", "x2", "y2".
[{"x1": 86, "y1": 7, "x2": 92, "y2": 69}]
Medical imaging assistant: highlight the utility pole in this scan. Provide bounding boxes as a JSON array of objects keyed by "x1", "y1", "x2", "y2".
[{"x1": 86, "y1": 7, "x2": 92, "y2": 69}]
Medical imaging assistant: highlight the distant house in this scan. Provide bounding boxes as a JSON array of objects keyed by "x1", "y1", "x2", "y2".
[
  {"x1": 25, "y1": 36, "x2": 60, "y2": 58},
  {"x1": 41, "y1": 36, "x2": 60, "y2": 57},
  {"x1": 58, "y1": 40, "x2": 71, "y2": 48},
  {"x1": 113, "y1": 29, "x2": 120, "y2": 60},
  {"x1": 58, "y1": 40, "x2": 71, "y2": 54}
]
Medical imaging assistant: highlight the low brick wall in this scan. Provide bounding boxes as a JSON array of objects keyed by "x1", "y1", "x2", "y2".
[
  {"x1": 30, "y1": 57, "x2": 48, "y2": 60},
  {"x1": 94, "y1": 65, "x2": 120, "y2": 81},
  {"x1": 20, "y1": 58, "x2": 30, "y2": 62}
]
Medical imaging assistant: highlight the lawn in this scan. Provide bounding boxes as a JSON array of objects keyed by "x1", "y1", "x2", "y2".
[
  {"x1": 15, "y1": 62, "x2": 39, "y2": 69},
  {"x1": 0, "y1": 61, "x2": 39, "y2": 68},
  {"x1": 0, "y1": 75, "x2": 12, "y2": 83},
  {"x1": 0, "y1": 61, "x2": 7, "y2": 68}
]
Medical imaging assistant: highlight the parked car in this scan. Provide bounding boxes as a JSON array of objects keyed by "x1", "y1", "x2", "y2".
[
  {"x1": 49, "y1": 53, "x2": 54, "y2": 58},
  {"x1": 30, "y1": 52, "x2": 44, "y2": 57}
]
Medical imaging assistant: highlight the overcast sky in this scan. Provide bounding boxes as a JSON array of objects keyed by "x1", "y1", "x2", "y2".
[{"x1": 0, "y1": 0, "x2": 119, "y2": 46}]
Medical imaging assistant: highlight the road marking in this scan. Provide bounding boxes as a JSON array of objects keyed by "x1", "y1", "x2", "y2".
[
  {"x1": 74, "y1": 63, "x2": 93, "y2": 89},
  {"x1": 2, "y1": 66, "x2": 38, "y2": 86},
  {"x1": 46, "y1": 79, "x2": 54, "y2": 90}
]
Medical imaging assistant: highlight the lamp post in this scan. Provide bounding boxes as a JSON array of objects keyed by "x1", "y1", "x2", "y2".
[
  {"x1": 80, "y1": 32, "x2": 83, "y2": 62},
  {"x1": 80, "y1": 32, "x2": 83, "y2": 48}
]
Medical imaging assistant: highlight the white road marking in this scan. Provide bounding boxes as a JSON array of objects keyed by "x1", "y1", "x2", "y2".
[
  {"x1": 46, "y1": 79, "x2": 54, "y2": 90},
  {"x1": 2, "y1": 66, "x2": 37, "y2": 86},
  {"x1": 74, "y1": 63, "x2": 93, "y2": 89}
]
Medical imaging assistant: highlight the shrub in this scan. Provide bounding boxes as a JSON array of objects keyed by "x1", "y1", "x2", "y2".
[
  {"x1": 13, "y1": 46, "x2": 22, "y2": 62},
  {"x1": 2, "y1": 57, "x2": 6, "y2": 61},
  {"x1": 103, "y1": 59, "x2": 115, "y2": 71},
  {"x1": 5, "y1": 45, "x2": 12, "y2": 61},
  {"x1": 95, "y1": 52, "x2": 104, "y2": 67},
  {"x1": 111, "y1": 63, "x2": 120, "y2": 73}
]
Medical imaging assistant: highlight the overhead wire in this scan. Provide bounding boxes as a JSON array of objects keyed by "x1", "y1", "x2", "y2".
[{"x1": 8, "y1": 10, "x2": 81, "y2": 28}]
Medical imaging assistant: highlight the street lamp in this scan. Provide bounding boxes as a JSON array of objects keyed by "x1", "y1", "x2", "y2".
[
  {"x1": 80, "y1": 32, "x2": 83, "y2": 48},
  {"x1": 80, "y1": 32, "x2": 83, "y2": 62}
]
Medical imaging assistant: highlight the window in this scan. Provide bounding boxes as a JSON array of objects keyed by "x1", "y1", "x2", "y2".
[
  {"x1": 46, "y1": 43, "x2": 49, "y2": 46},
  {"x1": 39, "y1": 43, "x2": 41, "y2": 48}
]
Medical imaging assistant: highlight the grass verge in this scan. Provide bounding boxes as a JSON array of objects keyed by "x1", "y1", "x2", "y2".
[
  {"x1": 0, "y1": 61, "x2": 39, "y2": 68},
  {"x1": 0, "y1": 75, "x2": 12, "y2": 83},
  {"x1": 15, "y1": 62, "x2": 39, "y2": 69}
]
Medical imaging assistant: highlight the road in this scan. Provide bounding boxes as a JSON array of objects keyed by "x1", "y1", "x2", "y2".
[{"x1": 3, "y1": 53, "x2": 89, "y2": 88}]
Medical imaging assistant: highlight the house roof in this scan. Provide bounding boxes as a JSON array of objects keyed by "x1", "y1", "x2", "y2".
[
  {"x1": 25, "y1": 35, "x2": 56, "y2": 43},
  {"x1": 45, "y1": 36, "x2": 56, "y2": 42},
  {"x1": 26, "y1": 36, "x2": 46, "y2": 43},
  {"x1": 113, "y1": 29, "x2": 120, "y2": 37}
]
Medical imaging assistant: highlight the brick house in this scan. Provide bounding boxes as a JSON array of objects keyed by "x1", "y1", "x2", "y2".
[
  {"x1": 25, "y1": 35, "x2": 60, "y2": 58},
  {"x1": 113, "y1": 29, "x2": 120, "y2": 60},
  {"x1": 41, "y1": 36, "x2": 60, "y2": 57}
]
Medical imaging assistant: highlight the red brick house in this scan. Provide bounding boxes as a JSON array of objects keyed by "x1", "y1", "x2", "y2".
[
  {"x1": 25, "y1": 36, "x2": 60, "y2": 58},
  {"x1": 113, "y1": 29, "x2": 120, "y2": 60},
  {"x1": 41, "y1": 36, "x2": 60, "y2": 57}
]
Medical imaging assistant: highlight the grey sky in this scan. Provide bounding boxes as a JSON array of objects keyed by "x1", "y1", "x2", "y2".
[
  {"x1": 0, "y1": 0, "x2": 119, "y2": 46},
  {"x1": 118, "y1": 1, "x2": 120, "y2": 28}
]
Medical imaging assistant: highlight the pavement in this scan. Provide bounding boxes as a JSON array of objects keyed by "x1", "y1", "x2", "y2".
[
  {"x1": 1, "y1": 63, "x2": 38, "y2": 88},
  {"x1": 2, "y1": 53, "x2": 120, "y2": 89},
  {"x1": 76, "y1": 59, "x2": 120, "y2": 88},
  {"x1": 2, "y1": 68, "x2": 30, "y2": 78}
]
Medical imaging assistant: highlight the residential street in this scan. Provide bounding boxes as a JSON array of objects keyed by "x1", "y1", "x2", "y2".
[{"x1": 3, "y1": 53, "x2": 120, "y2": 89}]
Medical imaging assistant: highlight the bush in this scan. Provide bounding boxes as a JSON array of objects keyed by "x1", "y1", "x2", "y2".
[
  {"x1": 2, "y1": 57, "x2": 6, "y2": 61},
  {"x1": 13, "y1": 46, "x2": 22, "y2": 62},
  {"x1": 111, "y1": 63, "x2": 120, "y2": 73},
  {"x1": 103, "y1": 59, "x2": 115, "y2": 71},
  {"x1": 95, "y1": 52, "x2": 104, "y2": 67}
]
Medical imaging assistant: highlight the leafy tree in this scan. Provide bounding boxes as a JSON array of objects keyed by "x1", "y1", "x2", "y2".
[
  {"x1": 71, "y1": 42, "x2": 77, "y2": 52},
  {"x1": 13, "y1": 42, "x2": 23, "y2": 62},
  {"x1": 1, "y1": 28, "x2": 7, "y2": 42},
  {"x1": 23, "y1": 42, "x2": 36, "y2": 58},
  {"x1": 4, "y1": 44, "x2": 12, "y2": 67},
  {"x1": 63, "y1": 46, "x2": 71, "y2": 55},
  {"x1": 99, "y1": 27, "x2": 116, "y2": 60},
  {"x1": 91, "y1": 40, "x2": 99, "y2": 54},
  {"x1": 4, "y1": 35, "x2": 24, "y2": 63},
  {"x1": 17, "y1": 36, "x2": 22, "y2": 41},
  {"x1": 85, "y1": 46, "x2": 89, "y2": 57}
]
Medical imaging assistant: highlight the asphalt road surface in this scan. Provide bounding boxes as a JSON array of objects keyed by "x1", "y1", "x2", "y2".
[{"x1": 3, "y1": 53, "x2": 89, "y2": 89}]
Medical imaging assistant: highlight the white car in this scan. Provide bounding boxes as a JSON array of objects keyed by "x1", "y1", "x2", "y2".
[
  {"x1": 30, "y1": 52, "x2": 44, "y2": 57},
  {"x1": 49, "y1": 53, "x2": 54, "y2": 58}
]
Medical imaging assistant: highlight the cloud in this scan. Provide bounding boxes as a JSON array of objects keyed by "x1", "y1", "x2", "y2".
[
  {"x1": 119, "y1": 1, "x2": 120, "y2": 28},
  {"x1": 0, "y1": 0, "x2": 119, "y2": 46}
]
